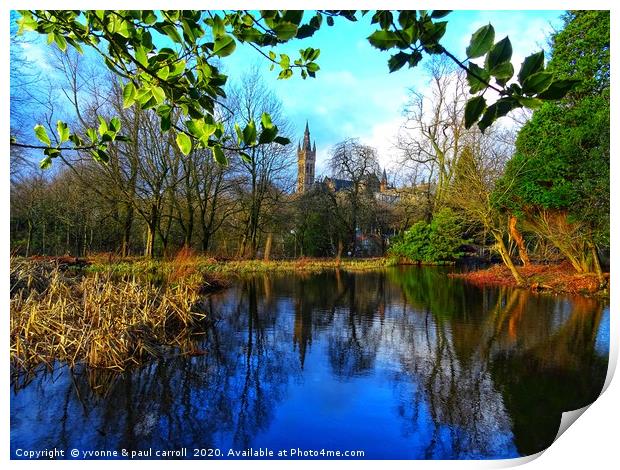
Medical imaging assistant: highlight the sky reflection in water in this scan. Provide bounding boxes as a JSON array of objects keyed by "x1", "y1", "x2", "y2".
[{"x1": 11, "y1": 266, "x2": 609, "y2": 459}]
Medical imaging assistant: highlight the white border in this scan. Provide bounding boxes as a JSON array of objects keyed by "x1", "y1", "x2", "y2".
[{"x1": 2, "y1": 1, "x2": 617, "y2": 468}]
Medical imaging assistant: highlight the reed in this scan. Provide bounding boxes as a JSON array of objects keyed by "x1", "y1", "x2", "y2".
[{"x1": 10, "y1": 258, "x2": 225, "y2": 377}]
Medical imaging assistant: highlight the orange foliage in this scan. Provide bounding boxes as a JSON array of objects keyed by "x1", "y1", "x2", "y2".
[{"x1": 451, "y1": 262, "x2": 608, "y2": 296}]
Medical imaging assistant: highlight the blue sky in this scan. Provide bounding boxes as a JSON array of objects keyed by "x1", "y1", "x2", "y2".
[
  {"x1": 223, "y1": 10, "x2": 565, "y2": 175},
  {"x1": 14, "y1": 10, "x2": 565, "y2": 176}
]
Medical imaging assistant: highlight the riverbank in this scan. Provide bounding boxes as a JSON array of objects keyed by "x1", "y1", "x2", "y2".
[
  {"x1": 10, "y1": 257, "x2": 229, "y2": 375},
  {"x1": 10, "y1": 255, "x2": 391, "y2": 375},
  {"x1": 450, "y1": 262, "x2": 609, "y2": 297},
  {"x1": 85, "y1": 255, "x2": 393, "y2": 277}
]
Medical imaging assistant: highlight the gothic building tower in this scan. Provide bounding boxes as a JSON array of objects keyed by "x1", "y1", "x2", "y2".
[
  {"x1": 297, "y1": 122, "x2": 316, "y2": 193},
  {"x1": 380, "y1": 168, "x2": 388, "y2": 192}
]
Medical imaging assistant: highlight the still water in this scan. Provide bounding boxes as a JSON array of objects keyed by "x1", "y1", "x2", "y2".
[{"x1": 11, "y1": 267, "x2": 609, "y2": 459}]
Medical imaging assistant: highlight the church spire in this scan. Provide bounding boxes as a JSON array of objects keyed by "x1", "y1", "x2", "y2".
[
  {"x1": 380, "y1": 168, "x2": 388, "y2": 192},
  {"x1": 303, "y1": 120, "x2": 311, "y2": 150}
]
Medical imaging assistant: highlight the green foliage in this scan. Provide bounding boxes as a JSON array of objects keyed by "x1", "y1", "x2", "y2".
[
  {"x1": 390, "y1": 208, "x2": 466, "y2": 263},
  {"x1": 546, "y1": 11, "x2": 610, "y2": 97},
  {"x1": 14, "y1": 9, "x2": 580, "y2": 164},
  {"x1": 492, "y1": 10, "x2": 609, "y2": 246},
  {"x1": 176, "y1": 132, "x2": 192, "y2": 155},
  {"x1": 466, "y1": 24, "x2": 494, "y2": 59}
]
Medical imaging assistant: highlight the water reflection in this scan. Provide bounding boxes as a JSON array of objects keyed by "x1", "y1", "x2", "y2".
[{"x1": 11, "y1": 267, "x2": 608, "y2": 459}]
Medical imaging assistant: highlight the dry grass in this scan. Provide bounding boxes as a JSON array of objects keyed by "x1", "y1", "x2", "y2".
[
  {"x1": 10, "y1": 258, "x2": 227, "y2": 378},
  {"x1": 87, "y1": 256, "x2": 392, "y2": 277},
  {"x1": 451, "y1": 261, "x2": 609, "y2": 296}
]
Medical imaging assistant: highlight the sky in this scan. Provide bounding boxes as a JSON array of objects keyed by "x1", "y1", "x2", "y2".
[
  {"x1": 12, "y1": 10, "x2": 565, "y2": 177},
  {"x1": 222, "y1": 11, "x2": 565, "y2": 176}
]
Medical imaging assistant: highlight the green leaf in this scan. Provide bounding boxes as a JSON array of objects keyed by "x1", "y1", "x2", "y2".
[
  {"x1": 466, "y1": 24, "x2": 494, "y2": 59},
  {"x1": 212, "y1": 145, "x2": 227, "y2": 164},
  {"x1": 211, "y1": 14, "x2": 225, "y2": 37},
  {"x1": 123, "y1": 82, "x2": 136, "y2": 108},
  {"x1": 408, "y1": 51, "x2": 423, "y2": 68},
  {"x1": 490, "y1": 62, "x2": 514, "y2": 80},
  {"x1": 39, "y1": 156, "x2": 52, "y2": 170},
  {"x1": 258, "y1": 126, "x2": 278, "y2": 144},
  {"x1": 239, "y1": 152, "x2": 253, "y2": 164},
  {"x1": 156, "y1": 66, "x2": 169, "y2": 80},
  {"x1": 234, "y1": 123, "x2": 243, "y2": 145},
  {"x1": 91, "y1": 149, "x2": 109, "y2": 164},
  {"x1": 176, "y1": 132, "x2": 192, "y2": 155},
  {"x1": 109, "y1": 117, "x2": 121, "y2": 132},
  {"x1": 536, "y1": 79, "x2": 579, "y2": 100},
  {"x1": 477, "y1": 97, "x2": 519, "y2": 133},
  {"x1": 306, "y1": 62, "x2": 320, "y2": 73},
  {"x1": 420, "y1": 21, "x2": 447, "y2": 46},
  {"x1": 53, "y1": 33, "x2": 67, "y2": 52},
  {"x1": 17, "y1": 12, "x2": 38, "y2": 33},
  {"x1": 98, "y1": 116, "x2": 108, "y2": 136},
  {"x1": 464, "y1": 96, "x2": 487, "y2": 129},
  {"x1": 212, "y1": 35, "x2": 236, "y2": 57},
  {"x1": 398, "y1": 11, "x2": 416, "y2": 29},
  {"x1": 272, "y1": 22, "x2": 298, "y2": 40},
  {"x1": 485, "y1": 36, "x2": 512, "y2": 71},
  {"x1": 517, "y1": 97, "x2": 544, "y2": 109},
  {"x1": 367, "y1": 30, "x2": 400, "y2": 51},
  {"x1": 157, "y1": 105, "x2": 172, "y2": 131},
  {"x1": 261, "y1": 112, "x2": 274, "y2": 129},
  {"x1": 86, "y1": 128, "x2": 97, "y2": 143},
  {"x1": 467, "y1": 62, "x2": 490, "y2": 93},
  {"x1": 151, "y1": 85, "x2": 166, "y2": 104},
  {"x1": 187, "y1": 118, "x2": 216, "y2": 145},
  {"x1": 388, "y1": 52, "x2": 409, "y2": 73},
  {"x1": 431, "y1": 10, "x2": 451, "y2": 19},
  {"x1": 521, "y1": 71, "x2": 553, "y2": 95},
  {"x1": 518, "y1": 51, "x2": 545, "y2": 84},
  {"x1": 56, "y1": 121, "x2": 69, "y2": 143},
  {"x1": 274, "y1": 136, "x2": 290, "y2": 145},
  {"x1": 34, "y1": 124, "x2": 51, "y2": 146},
  {"x1": 134, "y1": 46, "x2": 148, "y2": 66},
  {"x1": 243, "y1": 120, "x2": 257, "y2": 146}
]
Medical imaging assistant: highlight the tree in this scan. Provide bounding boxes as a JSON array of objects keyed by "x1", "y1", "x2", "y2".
[
  {"x1": 327, "y1": 139, "x2": 381, "y2": 256},
  {"x1": 13, "y1": 10, "x2": 577, "y2": 168},
  {"x1": 445, "y1": 135, "x2": 525, "y2": 285},
  {"x1": 226, "y1": 69, "x2": 294, "y2": 258},
  {"x1": 397, "y1": 57, "x2": 468, "y2": 208},
  {"x1": 492, "y1": 10, "x2": 609, "y2": 284}
]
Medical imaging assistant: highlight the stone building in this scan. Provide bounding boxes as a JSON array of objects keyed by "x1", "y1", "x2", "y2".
[{"x1": 296, "y1": 122, "x2": 316, "y2": 193}]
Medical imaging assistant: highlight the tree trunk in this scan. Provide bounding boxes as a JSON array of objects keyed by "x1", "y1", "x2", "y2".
[
  {"x1": 145, "y1": 226, "x2": 155, "y2": 258},
  {"x1": 121, "y1": 205, "x2": 133, "y2": 258},
  {"x1": 588, "y1": 240, "x2": 606, "y2": 288},
  {"x1": 336, "y1": 239, "x2": 344, "y2": 263},
  {"x1": 508, "y1": 215, "x2": 530, "y2": 266},
  {"x1": 492, "y1": 230, "x2": 525, "y2": 286},
  {"x1": 25, "y1": 221, "x2": 33, "y2": 258},
  {"x1": 263, "y1": 231, "x2": 273, "y2": 261}
]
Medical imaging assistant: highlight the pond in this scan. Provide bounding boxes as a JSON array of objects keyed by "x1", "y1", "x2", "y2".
[{"x1": 10, "y1": 266, "x2": 609, "y2": 459}]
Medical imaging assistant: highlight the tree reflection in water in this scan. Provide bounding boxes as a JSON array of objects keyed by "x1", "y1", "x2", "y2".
[{"x1": 11, "y1": 267, "x2": 608, "y2": 459}]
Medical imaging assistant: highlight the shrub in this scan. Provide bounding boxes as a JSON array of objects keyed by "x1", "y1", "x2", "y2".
[{"x1": 390, "y1": 208, "x2": 466, "y2": 263}]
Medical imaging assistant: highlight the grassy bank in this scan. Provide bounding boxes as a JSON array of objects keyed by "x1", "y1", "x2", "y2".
[
  {"x1": 10, "y1": 258, "x2": 229, "y2": 376},
  {"x1": 450, "y1": 262, "x2": 609, "y2": 297},
  {"x1": 86, "y1": 255, "x2": 393, "y2": 277},
  {"x1": 10, "y1": 255, "x2": 390, "y2": 376}
]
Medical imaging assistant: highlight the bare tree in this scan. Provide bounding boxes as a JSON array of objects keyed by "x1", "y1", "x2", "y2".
[
  {"x1": 227, "y1": 67, "x2": 294, "y2": 258},
  {"x1": 396, "y1": 57, "x2": 468, "y2": 209},
  {"x1": 328, "y1": 139, "x2": 381, "y2": 256}
]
